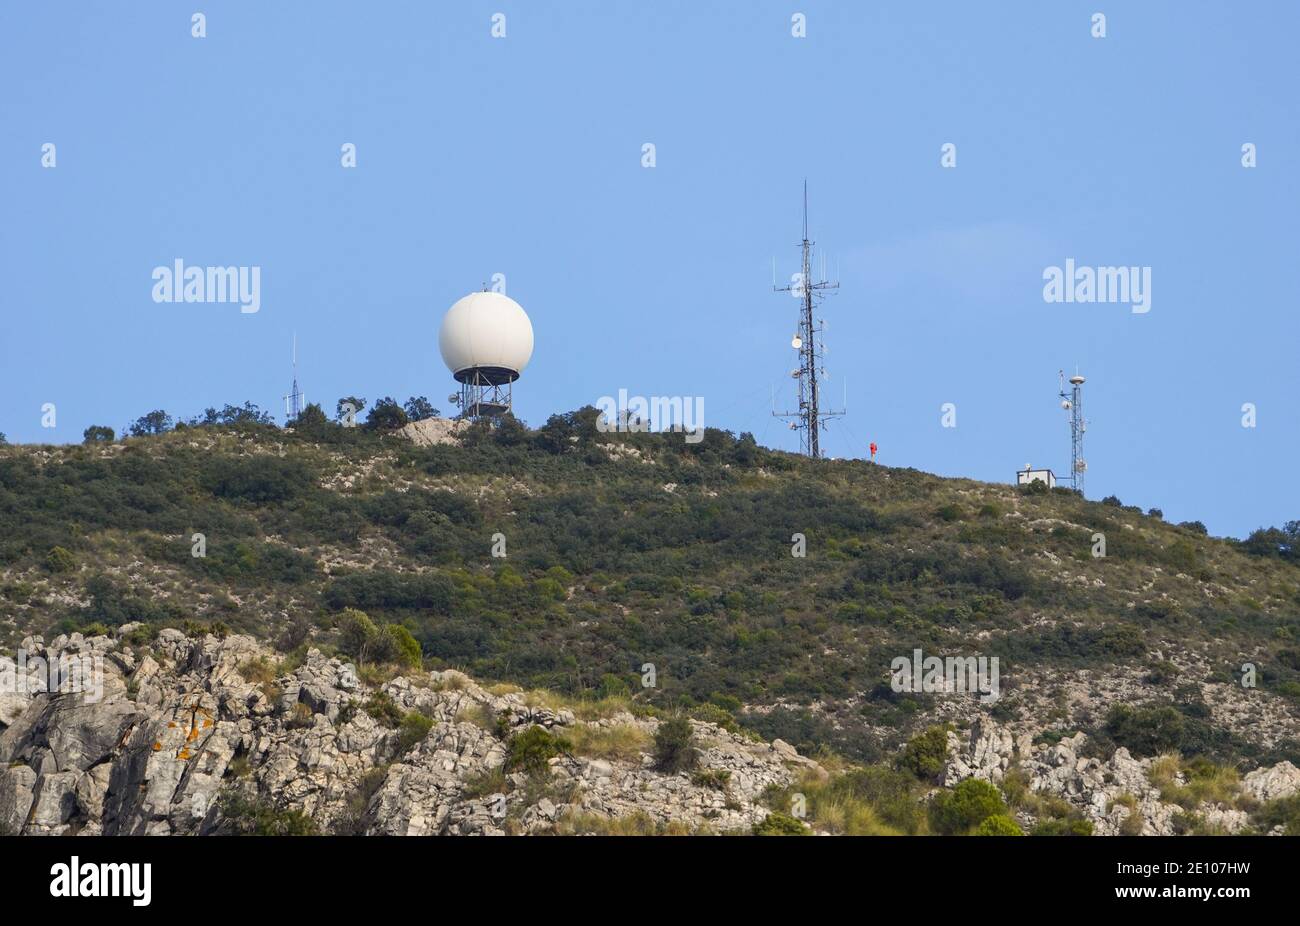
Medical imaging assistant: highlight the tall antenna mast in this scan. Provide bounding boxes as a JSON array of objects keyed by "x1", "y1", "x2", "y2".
[
  {"x1": 284, "y1": 333, "x2": 305, "y2": 422},
  {"x1": 773, "y1": 181, "x2": 844, "y2": 458},
  {"x1": 1058, "y1": 369, "x2": 1086, "y2": 495}
]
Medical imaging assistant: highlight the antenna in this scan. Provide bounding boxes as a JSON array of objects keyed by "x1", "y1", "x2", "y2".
[
  {"x1": 283, "y1": 333, "x2": 305, "y2": 422},
  {"x1": 772, "y1": 182, "x2": 844, "y2": 459},
  {"x1": 1058, "y1": 369, "x2": 1087, "y2": 495}
]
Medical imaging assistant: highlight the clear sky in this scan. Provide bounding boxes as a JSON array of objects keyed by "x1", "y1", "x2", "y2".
[{"x1": 1, "y1": 2, "x2": 1296, "y2": 539}]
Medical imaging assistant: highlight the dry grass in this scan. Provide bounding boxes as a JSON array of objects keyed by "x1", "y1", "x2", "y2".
[
  {"x1": 520, "y1": 688, "x2": 637, "y2": 722},
  {"x1": 454, "y1": 702, "x2": 497, "y2": 730},
  {"x1": 563, "y1": 723, "x2": 652, "y2": 761},
  {"x1": 1149, "y1": 754, "x2": 1242, "y2": 810},
  {"x1": 237, "y1": 656, "x2": 280, "y2": 686}
]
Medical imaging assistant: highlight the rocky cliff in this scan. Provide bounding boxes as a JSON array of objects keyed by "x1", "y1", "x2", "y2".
[
  {"x1": 4, "y1": 627, "x2": 1299, "y2": 836},
  {"x1": 942, "y1": 717, "x2": 1300, "y2": 835},
  {"x1": 0, "y1": 627, "x2": 819, "y2": 836}
]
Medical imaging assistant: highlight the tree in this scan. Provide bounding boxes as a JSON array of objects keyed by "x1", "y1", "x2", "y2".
[
  {"x1": 188, "y1": 402, "x2": 275, "y2": 427},
  {"x1": 337, "y1": 608, "x2": 379, "y2": 664},
  {"x1": 128, "y1": 410, "x2": 173, "y2": 436},
  {"x1": 534, "y1": 413, "x2": 575, "y2": 454},
  {"x1": 534, "y1": 407, "x2": 602, "y2": 453},
  {"x1": 291, "y1": 403, "x2": 329, "y2": 429},
  {"x1": 336, "y1": 608, "x2": 421, "y2": 668},
  {"x1": 335, "y1": 396, "x2": 367, "y2": 422},
  {"x1": 491, "y1": 412, "x2": 528, "y2": 446},
  {"x1": 365, "y1": 397, "x2": 408, "y2": 431},
  {"x1": 403, "y1": 396, "x2": 439, "y2": 421},
  {"x1": 1242, "y1": 522, "x2": 1299, "y2": 563},
  {"x1": 0, "y1": 432, "x2": 6, "y2": 444},
  {"x1": 83, "y1": 425, "x2": 115, "y2": 443},
  {"x1": 383, "y1": 624, "x2": 422, "y2": 668}
]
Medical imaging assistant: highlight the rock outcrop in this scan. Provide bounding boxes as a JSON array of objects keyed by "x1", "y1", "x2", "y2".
[
  {"x1": 396, "y1": 417, "x2": 465, "y2": 447},
  {"x1": 0, "y1": 630, "x2": 818, "y2": 836},
  {"x1": 942, "y1": 717, "x2": 1296, "y2": 835}
]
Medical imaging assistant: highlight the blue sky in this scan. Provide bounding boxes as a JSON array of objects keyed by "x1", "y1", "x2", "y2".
[{"x1": 1, "y1": 1, "x2": 1296, "y2": 539}]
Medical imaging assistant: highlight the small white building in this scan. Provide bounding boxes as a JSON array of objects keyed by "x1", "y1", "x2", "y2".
[{"x1": 1016, "y1": 466, "x2": 1055, "y2": 489}]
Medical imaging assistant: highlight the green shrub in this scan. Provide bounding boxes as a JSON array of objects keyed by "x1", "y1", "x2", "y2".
[
  {"x1": 1031, "y1": 817, "x2": 1094, "y2": 836},
  {"x1": 397, "y1": 711, "x2": 433, "y2": 754},
  {"x1": 384, "y1": 624, "x2": 422, "y2": 668},
  {"x1": 752, "y1": 812, "x2": 808, "y2": 835},
  {"x1": 506, "y1": 725, "x2": 570, "y2": 776},
  {"x1": 928, "y1": 778, "x2": 1008, "y2": 834},
  {"x1": 899, "y1": 725, "x2": 950, "y2": 781},
  {"x1": 975, "y1": 813, "x2": 1023, "y2": 836},
  {"x1": 362, "y1": 691, "x2": 404, "y2": 728},
  {"x1": 653, "y1": 716, "x2": 698, "y2": 774},
  {"x1": 691, "y1": 769, "x2": 731, "y2": 791},
  {"x1": 217, "y1": 789, "x2": 319, "y2": 835},
  {"x1": 1104, "y1": 704, "x2": 1185, "y2": 757},
  {"x1": 336, "y1": 609, "x2": 421, "y2": 668},
  {"x1": 45, "y1": 546, "x2": 76, "y2": 573},
  {"x1": 1252, "y1": 794, "x2": 1300, "y2": 835}
]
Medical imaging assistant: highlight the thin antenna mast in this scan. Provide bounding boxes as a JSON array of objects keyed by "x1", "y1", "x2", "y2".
[
  {"x1": 1058, "y1": 369, "x2": 1086, "y2": 495},
  {"x1": 284, "y1": 333, "x2": 305, "y2": 422},
  {"x1": 773, "y1": 182, "x2": 844, "y2": 458}
]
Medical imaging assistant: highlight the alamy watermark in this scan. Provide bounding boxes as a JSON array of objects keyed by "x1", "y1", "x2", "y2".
[
  {"x1": 151, "y1": 259, "x2": 261, "y2": 314},
  {"x1": 595, "y1": 389, "x2": 704, "y2": 444},
  {"x1": 890, "y1": 648, "x2": 1000, "y2": 703},
  {"x1": 1042, "y1": 259, "x2": 1150, "y2": 314},
  {"x1": 1, "y1": 649, "x2": 105, "y2": 703}
]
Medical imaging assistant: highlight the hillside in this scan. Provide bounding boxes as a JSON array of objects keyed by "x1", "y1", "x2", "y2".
[{"x1": 2, "y1": 411, "x2": 1300, "y2": 835}]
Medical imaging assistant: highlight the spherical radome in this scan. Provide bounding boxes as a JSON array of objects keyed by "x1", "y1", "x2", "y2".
[{"x1": 438, "y1": 292, "x2": 534, "y2": 382}]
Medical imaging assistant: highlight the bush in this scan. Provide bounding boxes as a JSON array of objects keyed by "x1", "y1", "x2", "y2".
[
  {"x1": 975, "y1": 813, "x2": 1024, "y2": 836},
  {"x1": 899, "y1": 725, "x2": 950, "y2": 782},
  {"x1": 362, "y1": 692, "x2": 405, "y2": 728},
  {"x1": 653, "y1": 716, "x2": 698, "y2": 774},
  {"x1": 202, "y1": 455, "x2": 312, "y2": 504},
  {"x1": 82, "y1": 425, "x2": 114, "y2": 443},
  {"x1": 384, "y1": 624, "x2": 422, "y2": 668},
  {"x1": 336, "y1": 609, "x2": 421, "y2": 668},
  {"x1": 397, "y1": 711, "x2": 433, "y2": 754},
  {"x1": 217, "y1": 789, "x2": 319, "y2": 835},
  {"x1": 1252, "y1": 794, "x2": 1300, "y2": 835},
  {"x1": 1031, "y1": 817, "x2": 1094, "y2": 836},
  {"x1": 928, "y1": 778, "x2": 1008, "y2": 834},
  {"x1": 752, "y1": 812, "x2": 809, "y2": 835},
  {"x1": 1104, "y1": 704, "x2": 1185, "y2": 757},
  {"x1": 337, "y1": 608, "x2": 379, "y2": 662},
  {"x1": 506, "y1": 725, "x2": 570, "y2": 776},
  {"x1": 44, "y1": 545, "x2": 75, "y2": 573}
]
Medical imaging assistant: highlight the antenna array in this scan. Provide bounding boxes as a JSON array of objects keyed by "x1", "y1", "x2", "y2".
[
  {"x1": 1058, "y1": 370, "x2": 1086, "y2": 495},
  {"x1": 772, "y1": 182, "x2": 844, "y2": 459},
  {"x1": 284, "y1": 334, "x2": 305, "y2": 421}
]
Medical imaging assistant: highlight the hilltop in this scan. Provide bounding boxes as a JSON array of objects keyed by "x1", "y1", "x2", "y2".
[{"x1": 2, "y1": 410, "x2": 1300, "y2": 834}]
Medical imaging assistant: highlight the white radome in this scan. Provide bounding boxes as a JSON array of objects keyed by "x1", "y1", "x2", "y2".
[{"x1": 438, "y1": 291, "x2": 534, "y2": 381}]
